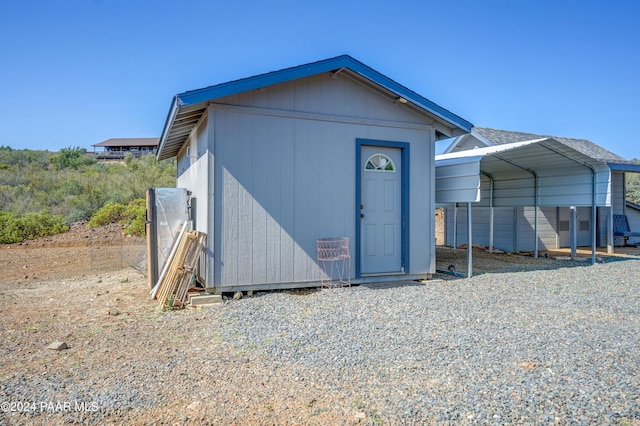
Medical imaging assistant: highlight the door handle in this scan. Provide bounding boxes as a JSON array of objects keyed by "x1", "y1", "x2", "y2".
[{"x1": 361, "y1": 213, "x2": 365, "y2": 218}]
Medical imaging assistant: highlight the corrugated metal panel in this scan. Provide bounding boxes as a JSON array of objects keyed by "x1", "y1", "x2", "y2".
[
  {"x1": 435, "y1": 157, "x2": 481, "y2": 203},
  {"x1": 435, "y1": 138, "x2": 612, "y2": 207}
]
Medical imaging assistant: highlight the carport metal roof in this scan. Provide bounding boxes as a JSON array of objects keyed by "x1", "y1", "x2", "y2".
[
  {"x1": 436, "y1": 137, "x2": 611, "y2": 207},
  {"x1": 435, "y1": 137, "x2": 612, "y2": 275}
]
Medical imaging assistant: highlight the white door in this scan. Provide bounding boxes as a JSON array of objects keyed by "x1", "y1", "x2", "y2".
[{"x1": 360, "y1": 147, "x2": 403, "y2": 274}]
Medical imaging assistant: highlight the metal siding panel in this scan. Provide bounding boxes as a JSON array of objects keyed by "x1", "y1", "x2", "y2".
[
  {"x1": 612, "y1": 172, "x2": 625, "y2": 214},
  {"x1": 434, "y1": 158, "x2": 481, "y2": 203},
  {"x1": 517, "y1": 207, "x2": 556, "y2": 251},
  {"x1": 493, "y1": 207, "x2": 516, "y2": 252}
]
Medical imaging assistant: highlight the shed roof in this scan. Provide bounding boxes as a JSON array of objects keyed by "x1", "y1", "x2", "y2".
[
  {"x1": 93, "y1": 138, "x2": 159, "y2": 148},
  {"x1": 157, "y1": 55, "x2": 474, "y2": 161}
]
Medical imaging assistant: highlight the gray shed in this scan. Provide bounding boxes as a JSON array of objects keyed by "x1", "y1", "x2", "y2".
[{"x1": 156, "y1": 55, "x2": 472, "y2": 293}]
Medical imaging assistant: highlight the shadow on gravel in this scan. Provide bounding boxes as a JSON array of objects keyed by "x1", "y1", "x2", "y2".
[
  {"x1": 435, "y1": 246, "x2": 640, "y2": 279},
  {"x1": 361, "y1": 280, "x2": 427, "y2": 290}
]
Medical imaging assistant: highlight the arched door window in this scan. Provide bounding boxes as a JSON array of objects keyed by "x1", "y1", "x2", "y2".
[{"x1": 365, "y1": 153, "x2": 396, "y2": 172}]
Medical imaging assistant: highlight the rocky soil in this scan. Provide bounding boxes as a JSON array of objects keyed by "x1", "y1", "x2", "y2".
[{"x1": 1, "y1": 225, "x2": 639, "y2": 424}]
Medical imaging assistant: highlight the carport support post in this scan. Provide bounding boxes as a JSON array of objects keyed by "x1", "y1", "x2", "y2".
[
  {"x1": 467, "y1": 202, "x2": 473, "y2": 278},
  {"x1": 591, "y1": 171, "x2": 597, "y2": 264},
  {"x1": 453, "y1": 204, "x2": 458, "y2": 250},
  {"x1": 607, "y1": 207, "x2": 614, "y2": 254},
  {"x1": 570, "y1": 206, "x2": 577, "y2": 258},
  {"x1": 489, "y1": 175, "x2": 494, "y2": 253}
]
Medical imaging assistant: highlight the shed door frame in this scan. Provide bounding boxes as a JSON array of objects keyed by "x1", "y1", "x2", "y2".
[{"x1": 355, "y1": 139, "x2": 409, "y2": 278}]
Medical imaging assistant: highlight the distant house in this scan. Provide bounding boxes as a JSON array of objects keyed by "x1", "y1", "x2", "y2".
[
  {"x1": 91, "y1": 138, "x2": 159, "y2": 160},
  {"x1": 156, "y1": 55, "x2": 472, "y2": 293},
  {"x1": 436, "y1": 127, "x2": 640, "y2": 259}
]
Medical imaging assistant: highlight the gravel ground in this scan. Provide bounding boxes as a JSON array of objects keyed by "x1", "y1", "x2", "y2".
[
  {"x1": 1, "y1": 249, "x2": 639, "y2": 425},
  {"x1": 219, "y1": 259, "x2": 640, "y2": 425}
]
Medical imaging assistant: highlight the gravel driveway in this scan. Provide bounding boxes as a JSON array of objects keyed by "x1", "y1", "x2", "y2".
[
  {"x1": 221, "y1": 258, "x2": 640, "y2": 424},
  {"x1": 1, "y1": 254, "x2": 639, "y2": 424}
]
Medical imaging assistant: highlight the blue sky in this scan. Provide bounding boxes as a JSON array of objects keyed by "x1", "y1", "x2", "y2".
[{"x1": 1, "y1": 0, "x2": 639, "y2": 159}]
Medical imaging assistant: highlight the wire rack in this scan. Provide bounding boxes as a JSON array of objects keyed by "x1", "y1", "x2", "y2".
[{"x1": 317, "y1": 237, "x2": 351, "y2": 288}]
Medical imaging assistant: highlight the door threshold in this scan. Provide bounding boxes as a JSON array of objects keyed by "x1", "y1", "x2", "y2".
[{"x1": 361, "y1": 271, "x2": 405, "y2": 277}]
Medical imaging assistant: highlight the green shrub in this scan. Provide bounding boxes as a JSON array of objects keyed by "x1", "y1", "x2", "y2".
[
  {"x1": 87, "y1": 199, "x2": 147, "y2": 237},
  {"x1": 0, "y1": 211, "x2": 68, "y2": 243},
  {"x1": 50, "y1": 146, "x2": 95, "y2": 170},
  {"x1": 88, "y1": 202, "x2": 126, "y2": 227},
  {"x1": 122, "y1": 198, "x2": 146, "y2": 236}
]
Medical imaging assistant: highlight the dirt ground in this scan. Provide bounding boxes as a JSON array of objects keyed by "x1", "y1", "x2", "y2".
[{"x1": 1, "y1": 224, "x2": 639, "y2": 424}]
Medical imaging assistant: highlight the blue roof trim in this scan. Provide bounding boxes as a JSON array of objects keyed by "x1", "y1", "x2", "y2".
[
  {"x1": 176, "y1": 55, "x2": 473, "y2": 131},
  {"x1": 627, "y1": 200, "x2": 640, "y2": 211},
  {"x1": 608, "y1": 162, "x2": 640, "y2": 172}
]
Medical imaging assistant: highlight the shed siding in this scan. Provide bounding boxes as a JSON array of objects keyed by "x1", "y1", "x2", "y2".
[
  {"x1": 177, "y1": 114, "x2": 209, "y2": 235},
  {"x1": 219, "y1": 72, "x2": 433, "y2": 125},
  {"x1": 176, "y1": 115, "x2": 213, "y2": 284},
  {"x1": 205, "y1": 74, "x2": 434, "y2": 288}
]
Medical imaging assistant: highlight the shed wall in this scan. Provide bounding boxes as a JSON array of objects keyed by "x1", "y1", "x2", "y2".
[
  {"x1": 212, "y1": 109, "x2": 432, "y2": 288},
  {"x1": 176, "y1": 74, "x2": 436, "y2": 290}
]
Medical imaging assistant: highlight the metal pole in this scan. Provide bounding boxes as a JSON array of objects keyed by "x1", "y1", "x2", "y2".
[
  {"x1": 489, "y1": 176, "x2": 494, "y2": 253},
  {"x1": 453, "y1": 204, "x2": 458, "y2": 249},
  {"x1": 570, "y1": 206, "x2": 577, "y2": 258},
  {"x1": 591, "y1": 170, "x2": 597, "y2": 264},
  {"x1": 534, "y1": 175, "x2": 539, "y2": 258},
  {"x1": 467, "y1": 202, "x2": 473, "y2": 278}
]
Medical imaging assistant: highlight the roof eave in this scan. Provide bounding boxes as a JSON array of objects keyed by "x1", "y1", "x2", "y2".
[
  {"x1": 608, "y1": 162, "x2": 640, "y2": 172},
  {"x1": 156, "y1": 95, "x2": 182, "y2": 161}
]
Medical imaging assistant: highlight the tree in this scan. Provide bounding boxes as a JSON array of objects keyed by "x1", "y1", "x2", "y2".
[{"x1": 51, "y1": 147, "x2": 95, "y2": 170}]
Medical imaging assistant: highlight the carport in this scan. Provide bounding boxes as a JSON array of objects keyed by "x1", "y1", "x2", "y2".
[{"x1": 435, "y1": 138, "x2": 611, "y2": 277}]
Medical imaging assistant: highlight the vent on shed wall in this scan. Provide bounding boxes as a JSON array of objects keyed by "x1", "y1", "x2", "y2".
[
  {"x1": 580, "y1": 220, "x2": 590, "y2": 231},
  {"x1": 559, "y1": 221, "x2": 569, "y2": 232}
]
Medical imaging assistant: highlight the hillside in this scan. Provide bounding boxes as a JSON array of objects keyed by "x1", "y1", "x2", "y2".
[{"x1": 0, "y1": 146, "x2": 175, "y2": 242}]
